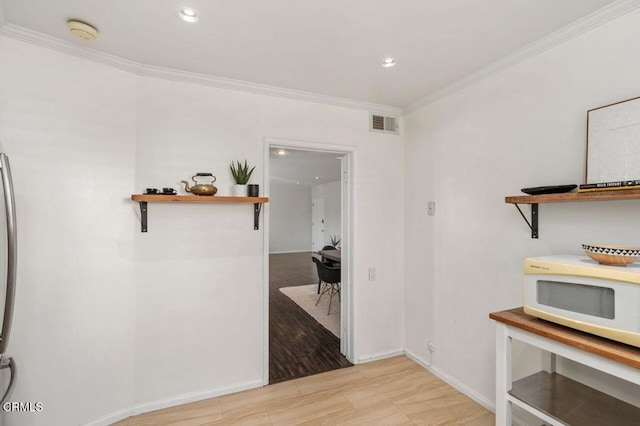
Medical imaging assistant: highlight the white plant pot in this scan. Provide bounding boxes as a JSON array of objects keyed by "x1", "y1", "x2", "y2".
[{"x1": 232, "y1": 184, "x2": 247, "y2": 197}]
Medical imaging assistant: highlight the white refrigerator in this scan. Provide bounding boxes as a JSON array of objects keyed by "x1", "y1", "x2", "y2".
[{"x1": 0, "y1": 152, "x2": 17, "y2": 404}]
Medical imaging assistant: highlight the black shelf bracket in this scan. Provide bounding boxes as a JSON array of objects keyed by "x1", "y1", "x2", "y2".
[
  {"x1": 513, "y1": 203, "x2": 538, "y2": 239},
  {"x1": 136, "y1": 200, "x2": 264, "y2": 232},
  {"x1": 254, "y1": 203, "x2": 263, "y2": 230},
  {"x1": 139, "y1": 201, "x2": 148, "y2": 233}
]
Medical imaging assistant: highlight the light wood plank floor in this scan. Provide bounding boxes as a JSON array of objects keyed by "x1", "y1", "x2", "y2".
[{"x1": 115, "y1": 356, "x2": 494, "y2": 425}]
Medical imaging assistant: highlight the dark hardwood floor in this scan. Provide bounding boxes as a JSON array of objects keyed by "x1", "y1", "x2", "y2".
[{"x1": 269, "y1": 252, "x2": 352, "y2": 384}]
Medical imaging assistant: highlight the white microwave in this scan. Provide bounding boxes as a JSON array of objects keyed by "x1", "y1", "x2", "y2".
[{"x1": 524, "y1": 255, "x2": 640, "y2": 347}]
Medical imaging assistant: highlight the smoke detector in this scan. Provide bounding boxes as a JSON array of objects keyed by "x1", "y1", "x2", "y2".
[{"x1": 67, "y1": 20, "x2": 98, "y2": 40}]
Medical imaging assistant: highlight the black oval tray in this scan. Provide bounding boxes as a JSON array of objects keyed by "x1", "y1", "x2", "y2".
[{"x1": 521, "y1": 184, "x2": 577, "y2": 195}]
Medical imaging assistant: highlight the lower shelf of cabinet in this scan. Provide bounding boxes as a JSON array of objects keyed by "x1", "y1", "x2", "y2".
[{"x1": 509, "y1": 371, "x2": 640, "y2": 426}]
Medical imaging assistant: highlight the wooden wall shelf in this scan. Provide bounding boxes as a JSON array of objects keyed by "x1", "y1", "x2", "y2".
[
  {"x1": 130, "y1": 194, "x2": 269, "y2": 232},
  {"x1": 506, "y1": 189, "x2": 640, "y2": 205},
  {"x1": 131, "y1": 195, "x2": 269, "y2": 203},
  {"x1": 505, "y1": 189, "x2": 640, "y2": 238}
]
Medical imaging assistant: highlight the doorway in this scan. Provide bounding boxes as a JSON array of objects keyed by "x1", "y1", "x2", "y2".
[{"x1": 264, "y1": 138, "x2": 354, "y2": 384}]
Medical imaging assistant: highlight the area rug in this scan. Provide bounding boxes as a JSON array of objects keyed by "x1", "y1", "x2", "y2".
[{"x1": 279, "y1": 284, "x2": 340, "y2": 337}]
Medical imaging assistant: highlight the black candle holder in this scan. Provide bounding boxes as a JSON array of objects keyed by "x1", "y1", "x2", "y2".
[{"x1": 248, "y1": 184, "x2": 259, "y2": 197}]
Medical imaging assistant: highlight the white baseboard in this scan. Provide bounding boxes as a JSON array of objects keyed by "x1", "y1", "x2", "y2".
[
  {"x1": 85, "y1": 379, "x2": 263, "y2": 426},
  {"x1": 85, "y1": 407, "x2": 133, "y2": 426},
  {"x1": 269, "y1": 250, "x2": 310, "y2": 254},
  {"x1": 404, "y1": 349, "x2": 495, "y2": 411},
  {"x1": 357, "y1": 348, "x2": 405, "y2": 364},
  {"x1": 403, "y1": 349, "x2": 528, "y2": 426}
]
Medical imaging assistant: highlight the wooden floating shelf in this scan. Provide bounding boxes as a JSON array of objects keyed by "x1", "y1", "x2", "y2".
[
  {"x1": 504, "y1": 189, "x2": 640, "y2": 239},
  {"x1": 506, "y1": 189, "x2": 640, "y2": 205},
  {"x1": 131, "y1": 194, "x2": 269, "y2": 203},
  {"x1": 130, "y1": 194, "x2": 269, "y2": 232}
]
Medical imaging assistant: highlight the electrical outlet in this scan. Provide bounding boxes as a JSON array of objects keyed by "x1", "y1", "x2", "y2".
[
  {"x1": 427, "y1": 342, "x2": 436, "y2": 353},
  {"x1": 368, "y1": 267, "x2": 376, "y2": 281},
  {"x1": 427, "y1": 201, "x2": 436, "y2": 216}
]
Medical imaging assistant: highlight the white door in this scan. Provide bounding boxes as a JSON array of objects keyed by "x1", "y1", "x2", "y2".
[
  {"x1": 339, "y1": 154, "x2": 349, "y2": 356},
  {"x1": 312, "y1": 198, "x2": 324, "y2": 252}
]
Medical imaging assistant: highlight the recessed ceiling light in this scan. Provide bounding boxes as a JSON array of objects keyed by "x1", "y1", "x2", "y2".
[
  {"x1": 277, "y1": 149, "x2": 286, "y2": 156},
  {"x1": 381, "y1": 58, "x2": 397, "y2": 68},
  {"x1": 179, "y1": 8, "x2": 199, "y2": 23},
  {"x1": 315, "y1": 176, "x2": 319, "y2": 180}
]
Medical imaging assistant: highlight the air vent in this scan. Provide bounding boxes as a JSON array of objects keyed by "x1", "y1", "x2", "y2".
[{"x1": 370, "y1": 114, "x2": 398, "y2": 134}]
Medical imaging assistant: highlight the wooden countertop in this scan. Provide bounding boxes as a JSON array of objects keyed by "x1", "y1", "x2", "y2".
[{"x1": 490, "y1": 307, "x2": 640, "y2": 369}]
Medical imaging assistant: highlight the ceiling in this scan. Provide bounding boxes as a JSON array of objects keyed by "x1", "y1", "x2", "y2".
[
  {"x1": 269, "y1": 149, "x2": 342, "y2": 186},
  {"x1": 0, "y1": 0, "x2": 618, "y2": 109}
]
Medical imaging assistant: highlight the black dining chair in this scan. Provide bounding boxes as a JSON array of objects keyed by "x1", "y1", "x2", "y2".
[
  {"x1": 317, "y1": 245, "x2": 340, "y2": 293},
  {"x1": 312, "y1": 257, "x2": 341, "y2": 315}
]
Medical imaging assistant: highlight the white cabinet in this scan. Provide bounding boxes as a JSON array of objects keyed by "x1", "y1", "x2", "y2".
[{"x1": 491, "y1": 308, "x2": 640, "y2": 425}]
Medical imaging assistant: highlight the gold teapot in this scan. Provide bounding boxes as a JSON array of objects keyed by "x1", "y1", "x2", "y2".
[{"x1": 182, "y1": 173, "x2": 217, "y2": 196}]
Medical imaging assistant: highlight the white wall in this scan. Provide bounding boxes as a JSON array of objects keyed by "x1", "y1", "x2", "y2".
[
  {"x1": 268, "y1": 179, "x2": 341, "y2": 254},
  {"x1": 0, "y1": 37, "x2": 137, "y2": 425},
  {"x1": 133, "y1": 74, "x2": 405, "y2": 404},
  {"x1": 404, "y1": 8, "x2": 640, "y2": 414},
  {"x1": 312, "y1": 180, "x2": 341, "y2": 247},
  {"x1": 0, "y1": 34, "x2": 404, "y2": 425},
  {"x1": 268, "y1": 179, "x2": 312, "y2": 253}
]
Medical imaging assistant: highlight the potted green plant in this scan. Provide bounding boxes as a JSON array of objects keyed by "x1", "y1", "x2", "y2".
[
  {"x1": 329, "y1": 235, "x2": 341, "y2": 248},
  {"x1": 230, "y1": 160, "x2": 256, "y2": 196}
]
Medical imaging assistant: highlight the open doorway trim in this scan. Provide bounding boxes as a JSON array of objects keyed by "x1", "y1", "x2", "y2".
[{"x1": 262, "y1": 137, "x2": 356, "y2": 385}]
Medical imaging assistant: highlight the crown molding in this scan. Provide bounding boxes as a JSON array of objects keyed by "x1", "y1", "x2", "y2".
[
  {"x1": 0, "y1": 23, "x2": 401, "y2": 117},
  {"x1": 0, "y1": 23, "x2": 142, "y2": 73},
  {"x1": 3, "y1": 0, "x2": 635, "y2": 118},
  {"x1": 403, "y1": 0, "x2": 640, "y2": 115},
  {"x1": 138, "y1": 63, "x2": 402, "y2": 116}
]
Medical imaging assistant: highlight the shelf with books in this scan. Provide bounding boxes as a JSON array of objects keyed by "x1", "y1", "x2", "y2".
[
  {"x1": 505, "y1": 189, "x2": 640, "y2": 239},
  {"x1": 579, "y1": 179, "x2": 640, "y2": 192}
]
